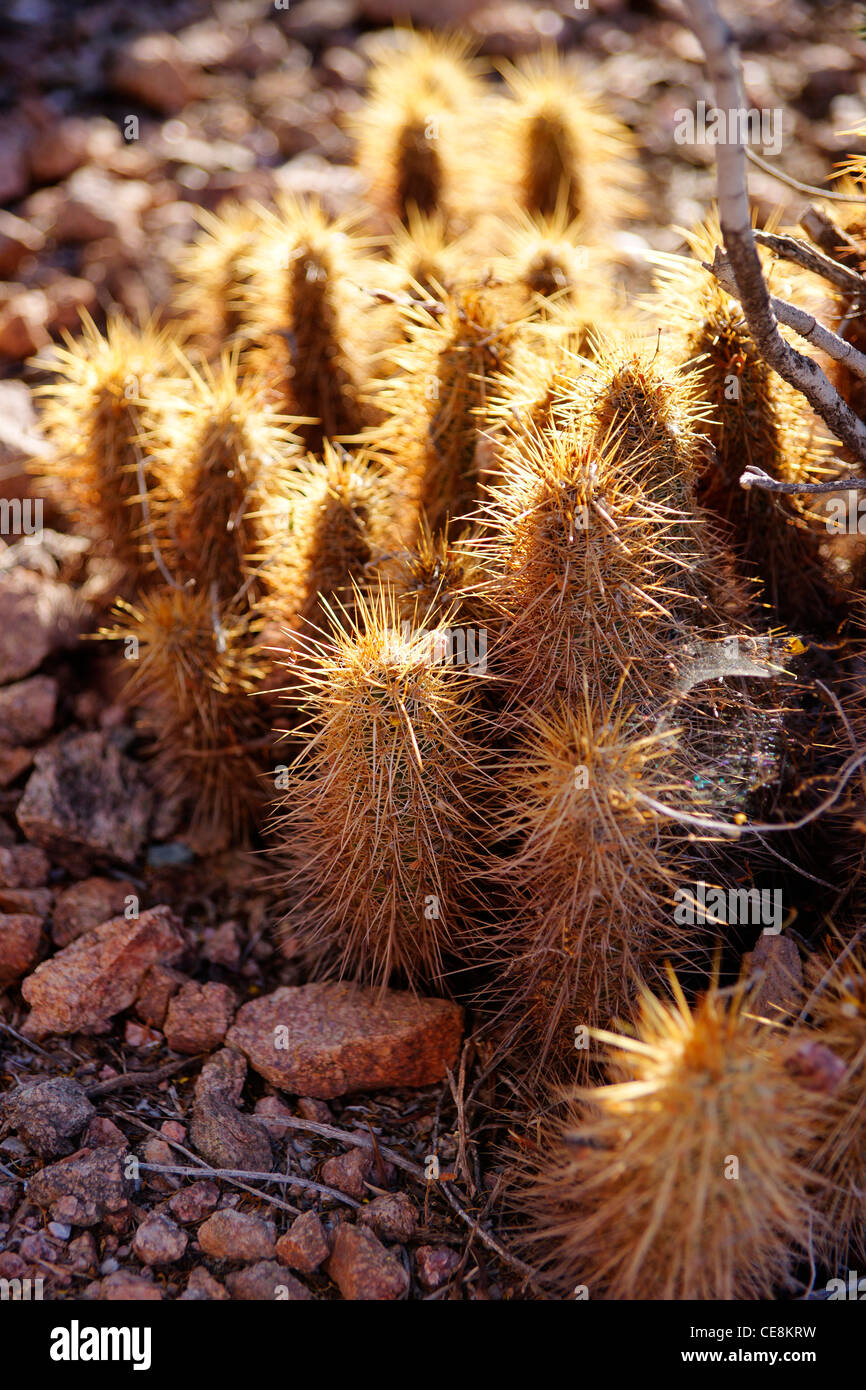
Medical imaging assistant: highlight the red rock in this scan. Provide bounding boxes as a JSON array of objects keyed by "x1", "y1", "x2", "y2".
[
  {"x1": 124, "y1": 1019, "x2": 162, "y2": 1049},
  {"x1": 358, "y1": 1192, "x2": 418, "y2": 1243},
  {"x1": 0, "y1": 210, "x2": 44, "y2": 277},
  {"x1": 785, "y1": 1037, "x2": 848, "y2": 1094},
  {"x1": 275, "y1": 1210, "x2": 329, "y2": 1273},
  {"x1": 0, "y1": 1252, "x2": 31, "y2": 1282},
  {"x1": 84, "y1": 1117, "x2": 127, "y2": 1149},
  {"x1": 202, "y1": 919, "x2": 241, "y2": 970},
  {"x1": 133, "y1": 1212, "x2": 188, "y2": 1266},
  {"x1": 225, "y1": 1260, "x2": 312, "y2": 1301},
  {"x1": 0, "y1": 292, "x2": 50, "y2": 359},
  {"x1": 325, "y1": 1223, "x2": 409, "y2": 1301},
  {"x1": 112, "y1": 34, "x2": 202, "y2": 114},
  {"x1": 0, "y1": 745, "x2": 33, "y2": 787},
  {"x1": 44, "y1": 274, "x2": 97, "y2": 333},
  {"x1": 415, "y1": 1244, "x2": 461, "y2": 1291},
  {"x1": 189, "y1": 1049, "x2": 273, "y2": 1174},
  {"x1": 94, "y1": 1271, "x2": 162, "y2": 1300},
  {"x1": 197, "y1": 1208, "x2": 277, "y2": 1262},
  {"x1": 134, "y1": 963, "x2": 185, "y2": 1028},
  {"x1": 163, "y1": 980, "x2": 235, "y2": 1055},
  {"x1": 0, "y1": 844, "x2": 49, "y2": 888},
  {"x1": 68, "y1": 1231, "x2": 97, "y2": 1273},
  {"x1": 168, "y1": 1180, "x2": 219, "y2": 1224},
  {"x1": 0, "y1": 123, "x2": 29, "y2": 203},
  {"x1": 141, "y1": 1138, "x2": 175, "y2": 1190},
  {"x1": 226, "y1": 983, "x2": 464, "y2": 1099},
  {"x1": 28, "y1": 117, "x2": 89, "y2": 186},
  {"x1": 52, "y1": 167, "x2": 151, "y2": 247},
  {"x1": 0, "y1": 677, "x2": 57, "y2": 745},
  {"x1": 180, "y1": 1265, "x2": 229, "y2": 1300},
  {"x1": 26, "y1": 1146, "x2": 132, "y2": 1227},
  {"x1": 17, "y1": 732, "x2": 153, "y2": 867},
  {"x1": 0, "y1": 379, "x2": 48, "y2": 483},
  {"x1": 0, "y1": 912, "x2": 43, "y2": 987},
  {"x1": 52, "y1": 876, "x2": 138, "y2": 948},
  {"x1": 1, "y1": 1077, "x2": 94, "y2": 1157},
  {"x1": 20, "y1": 904, "x2": 186, "y2": 1040},
  {"x1": 0, "y1": 887, "x2": 52, "y2": 916},
  {"x1": 320, "y1": 1147, "x2": 373, "y2": 1201}
]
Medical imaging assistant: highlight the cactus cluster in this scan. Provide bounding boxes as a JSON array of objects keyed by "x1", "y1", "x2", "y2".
[{"x1": 30, "y1": 29, "x2": 866, "y2": 1299}]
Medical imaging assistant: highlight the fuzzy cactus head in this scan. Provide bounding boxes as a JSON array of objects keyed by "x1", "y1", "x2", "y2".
[{"x1": 518, "y1": 972, "x2": 825, "y2": 1299}]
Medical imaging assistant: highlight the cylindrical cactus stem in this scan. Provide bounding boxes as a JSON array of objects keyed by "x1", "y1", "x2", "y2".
[
  {"x1": 482, "y1": 688, "x2": 693, "y2": 1079},
  {"x1": 243, "y1": 196, "x2": 387, "y2": 450},
  {"x1": 105, "y1": 586, "x2": 271, "y2": 853},
  {"x1": 496, "y1": 49, "x2": 641, "y2": 234},
  {"x1": 32, "y1": 312, "x2": 181, "y2": 591},
  {"x1": 368, "y1": 281, "x2": 526, "y2": 537},
  {"x1": 272, "y1": 583, "x2": 490, "y2": 991},
  {"x1": 173, "y1": 201, "x2": 264, "y2": 354},
  {"x1": 352, "y1": 31, "x2": 487, "y2": 231},
  {"x1": 257, "y1": 440, "x2": 393, "y2": 658},
  {"x1": 147, "y1": 352, "x2": 302, "y2": 607}
]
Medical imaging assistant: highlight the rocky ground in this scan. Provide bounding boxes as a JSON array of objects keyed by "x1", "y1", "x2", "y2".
[{"x1": 0, "y1": 0, "x2": 864, "y2": 1302}]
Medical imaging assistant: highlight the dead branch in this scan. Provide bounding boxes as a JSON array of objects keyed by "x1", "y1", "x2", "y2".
[
  {"x1": 706, "y1": 247, "x2": 866, "y2": 382},
  {"x1": 753, "y1": 230, "x2": 866, "y2": 298},
  {"x1": 682, "y1": 0, "x2": 866, "y2": 462},
  {"x1": 739, "y1": 465, "x2": 866, "y2": 494}
]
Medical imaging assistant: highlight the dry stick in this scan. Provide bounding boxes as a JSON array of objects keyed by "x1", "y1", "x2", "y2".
[
  {"x1": 706, "y1": 247, "x2": 866, "y2": 382},
  {"x1": 0, "y1": 1019, "x2": 79, "y2": 1064},
  {"x1": 108, "y1": 1109, "x2": 304, "y2": 1216},
  {"x1": 745, "y1": 147, "x2": 866, "y2": 204},
  {"x1": 683, "y1": 0, "x2": 866, "y2": 462},
  {"x1": 740, "y1": 465, "x2": 866, "y2": 495},
  {"x1": 273, "y1": 1115, "x2": 538, "y2": 1285},
  {"x1": 85, "y1": 1055, "x2": 202, "y2": 1099},
  {"x1": 753, "y1": 229, "x2": 866, "y2": 298},
  {"x1": 137, "y1": 1163, "x2": 359, "y2": 1209}
]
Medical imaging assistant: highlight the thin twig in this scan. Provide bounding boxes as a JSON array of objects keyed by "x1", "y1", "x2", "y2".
[
  {"x1": 107, "y1": 1109, "x2": 303, "y2": 1217},
  {"x1": 85, "y1": 1055, "x2": 202, "y2": 1099},
  {"x1": 745, "y1": 147, "x2": 866, "y2": 203},
  {"x1": 137, "y1": 1162, "x2": 359, "y2": 1209},
  {"x1": 637, "y1": 743, "x2": 866, "y2": 837},
  {"x1": 272, "y1": 1115, "x2": 537, "y2": 1284},
  {"x1": 740, "y1": 465, "x2": 866, "y2": 494}
]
